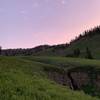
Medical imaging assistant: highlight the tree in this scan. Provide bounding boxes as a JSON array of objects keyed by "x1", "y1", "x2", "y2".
[
  {"x1": 73, "y1": 48, "x2": 80, "y2": 57},
  {"x1": 0, "y1": 46, "x2": 2, "y2": 55},
  {"x1": 85, "y1": 47, "x2": 93, "y2": 59}
]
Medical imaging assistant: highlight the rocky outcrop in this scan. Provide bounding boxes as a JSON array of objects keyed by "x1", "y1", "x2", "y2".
[
  {"x1": 46, "y1": 70, "x2": 91, "y2": 90},
  {"x1": 69, "y1": 72, "x2": 90, "y2": 89},
  {"x1": 47, "y1": 71, "x2": 73, "y2": 89},
  {"x1": 44, "y1": 67, "x2": 100, "y2": 97}
]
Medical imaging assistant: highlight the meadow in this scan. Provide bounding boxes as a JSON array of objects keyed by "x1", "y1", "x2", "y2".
[{"x1": 0, "y1": 56, "x2": 99, "y2": 100}]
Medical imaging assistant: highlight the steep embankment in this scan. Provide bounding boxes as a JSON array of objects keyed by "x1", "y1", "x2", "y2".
[
  {"x1": 0, "y1": 56, "x2": 99, "y2": 100},
  {"x1": 23, "y1": 56, "x2": 100, "y2": 97}
]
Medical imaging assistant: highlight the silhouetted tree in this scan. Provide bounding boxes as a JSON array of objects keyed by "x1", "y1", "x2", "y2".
[
  {"x1": 0, "y1": 46, "x2": 2, "y2": 55},
  {"x1": 70, "y1": 26, "x2": 100, "y2": 45},
  {"x1": 85, "y1": 47, "x2": 93, "y2": 59}
]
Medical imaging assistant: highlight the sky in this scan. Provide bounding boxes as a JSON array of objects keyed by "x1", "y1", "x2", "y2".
[{"x1": 0, "y1": 0, "x2": 100, "y2": 49}]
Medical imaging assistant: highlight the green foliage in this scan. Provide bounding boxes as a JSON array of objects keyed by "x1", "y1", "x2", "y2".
[
  {"x1": 22, "y1": 56, "x2": 100, "y2": 98},
  {"x1": 73, "y1": 48, "x2": 80, "y2": 57},
  {"x1": 85, "y1": 47, "x2": 93, "y2": 59},
  {"x1": 29, "y1": 27, "x2": 100, "y2": 59},
  {"x1": 0, "y1": 56, "x2": 99, "y2": 100},
  {"x1": 25, "y1": 56, "x2": 100, "y2": 68},
  {"x1": 1, "y1": 26, "x2": 100, "y2": 59}
]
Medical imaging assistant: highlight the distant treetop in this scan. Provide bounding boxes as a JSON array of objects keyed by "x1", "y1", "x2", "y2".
[{"x1": 70, "y1": 25, "x2": 100, "y2": 44}]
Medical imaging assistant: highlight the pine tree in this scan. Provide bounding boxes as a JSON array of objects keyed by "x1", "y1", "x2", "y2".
[
  {"x1": 73, "y1": 48, "x2": 80, "y2": 57},
  {"x1": 85, "y1": 47, "x2": 93, "y2": 59},
  {"x1": 0, "y1": 46, "x2": 2, "y2": 55}
]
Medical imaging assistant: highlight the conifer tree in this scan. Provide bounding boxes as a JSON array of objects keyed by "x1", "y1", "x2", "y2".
[{"x1": 86, "y1": 47, "x2": 93, "y2": 59}]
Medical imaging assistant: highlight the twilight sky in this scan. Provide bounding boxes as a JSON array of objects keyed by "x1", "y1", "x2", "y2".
[{"x1": 0, "y1": 0, "x2": 100, "y2": 49}]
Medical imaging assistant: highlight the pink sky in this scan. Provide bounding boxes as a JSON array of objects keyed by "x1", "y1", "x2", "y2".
[{"x1": 0, "y1": 0, "x2": 100, "y2": 49}]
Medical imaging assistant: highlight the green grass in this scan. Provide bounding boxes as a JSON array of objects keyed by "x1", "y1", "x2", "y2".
[
  {"x1": 22, "y1": 56, "x2": 100, "y2": 69},
  {"x1": 0, "y1": 56, "x2": 99, "y2": 100},
  {"x1": 22, "y1": 56, "x2": 100, "y2": 97}
]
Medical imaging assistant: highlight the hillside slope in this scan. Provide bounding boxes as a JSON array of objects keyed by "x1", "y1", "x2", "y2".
[
  {"x1": 0, "y1": 56, "x2": 99, "y2": 100},
  {"x1": 65, "y1": 33, "x2": 100, "y2": 58},
  {"x1": 2, "y1": 26, "x2": 100, "y2": 59},
  {"x1": 32, "y1": 26, "x2": 100, "y2": 59},
  {"x1": 23, "y1": 56, "x2": 100, "y2": 97}
]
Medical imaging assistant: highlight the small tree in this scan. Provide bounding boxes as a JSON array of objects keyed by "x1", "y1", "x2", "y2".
[
  {"x1": 85, "y1": 47, "x2": 93, "y2": 59},
  {"x1": 73, "y1": 48, "x2": 80, "y2": 57},
  {"x1": 0, "y1": 46, "x2": 2, "y2": 55}
]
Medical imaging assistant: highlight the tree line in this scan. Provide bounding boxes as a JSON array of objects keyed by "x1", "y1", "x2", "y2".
[
  {"x1": 70, "y1": 26, "x2": 100, "y2": 44},
  {"x1": 0, "y1": 26, "x2": 100, "y2": 58},
  {"x1": 67, "y1": 47, "x2": 93, "y2": 59}
]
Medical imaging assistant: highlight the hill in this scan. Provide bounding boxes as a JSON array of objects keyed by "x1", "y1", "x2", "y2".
[
  {"x1": 0, "y1": 56, "x2": 99, "y2": 100},
  {"x1": 2, "y1": 26, "x2": 100, "y2": 59},
  {"x1": 32, "y1": 26, "x2": 100, "y2": 59}
]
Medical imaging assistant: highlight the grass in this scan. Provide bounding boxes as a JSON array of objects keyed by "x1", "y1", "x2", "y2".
[
  {"x1": 22, "y1": 56, "x2": 100, "y2": 69},
  {"x1": 0, "y1": 56, "x2": 99, "y2": 100},
  {"x1": 22, "y1": 56, "x2": 100, "y2": 97}
]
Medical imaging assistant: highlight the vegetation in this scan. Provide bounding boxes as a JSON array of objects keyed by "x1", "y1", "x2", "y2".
[
  {"x1": 85, "y1": 47, "x2": 93, "y2": 59},
  {"x1": 0, "y1": 46, "x2": 2, "y2": 55},
  {"x1": 1, "y1": 26, "x2": 100, "y2": 59},
  {"x1": 0, "y1": 26, "x2": 100, "y2": 99},
  {"x1": 74, "y1": 48, "x2": 80, "y2": 57},
  {"x1": 0, "y1": 56, "x2": 99, "y2": 100},
  {"x1": 23, "y1": 56, "x2": 100, "y2": 97},
  {"x1": 24, "y1": 56, "x2": 100, "y2": 68}
]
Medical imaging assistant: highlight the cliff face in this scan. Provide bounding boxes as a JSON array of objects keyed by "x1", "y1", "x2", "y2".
[
  {"x1": 45, "y1": 67, "x2": 100, "y2": 97},
  {"x1": 69, "y1": 72, "x2": 89, "y2": 89},
  {"x1": 46, "y1": 70, "x2": 90, "y2": 90},
  {"x1": 47, "y1": 71, "x2": 72, "y2": 88}
]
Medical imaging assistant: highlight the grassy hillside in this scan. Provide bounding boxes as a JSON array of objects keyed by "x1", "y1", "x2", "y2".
[
  {"x1": 23, "y1": 56, "x2": 100, "y2": 97},
  {"x1": 32, "y1": 27, "x2": 100, "y2": 59},
  {"x1": 0, "y1": 56, "x2": 99, "y2": 100},
  {"x1": 24, "y1": 56, "x2": 100, "y2": 68},
  {"x1": 37, "y1": 35, "x2": 100, "y2": 59},
  {"x1": 31, "y1": 33, "x2": 100, "y2": 59},
  {"x1": 2, "y1": 26, "x2": 100, "y2": 59},
  {"x1": 65, "y1": 33, "x2": 100, "y2": 59}
]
